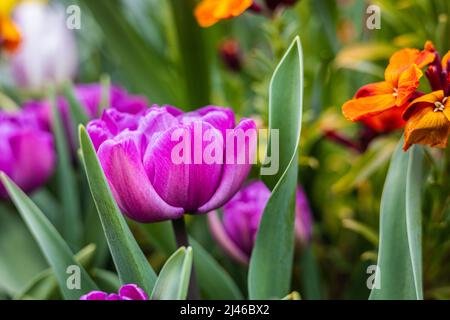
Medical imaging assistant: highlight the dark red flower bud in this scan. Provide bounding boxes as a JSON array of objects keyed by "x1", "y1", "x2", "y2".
[
  {"x1": 219, "y1": 39, "x2": 242, "y2": 72},
  {"x1": 264, "y1": 0, "x2": 298, "y2": 11}
]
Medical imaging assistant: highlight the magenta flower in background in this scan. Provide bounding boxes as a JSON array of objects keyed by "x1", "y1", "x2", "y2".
[
  {"x1": 208, "y1": 180, "x2": 313, "y2": 264},
  {"x1": 11, "y1": 1, "x2": 78, "y2": 90},
  {"x1": 22, "y1": 83, "x2": 148, "y2": 147},
  {"x1": 0, "y1": 110, "x2": 55, "y2": 198},
  {"x1": 87, "y1": 105, "x2": 256, "y2": 223},
  {"x1": 80, "y1": 284, "x2": 148, "y2": 300}
]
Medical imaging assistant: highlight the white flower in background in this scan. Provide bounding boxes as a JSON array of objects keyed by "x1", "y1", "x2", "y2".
[{"x1": 11, "y1": 1, "x2": 78, "y2": 90}]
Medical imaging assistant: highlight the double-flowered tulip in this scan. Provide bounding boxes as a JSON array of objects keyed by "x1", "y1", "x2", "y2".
[
  {"x1": 208, "y1": 181, "x2": 313, "y2": 264},
  {"x1": 80, "y1": 284, "x2": 148, "y2": 300},
  {"x1": 87, "y1": 105, "x2": 256, "y2": 223},
  {"x1": 0, "y1": 109, "x2": 55, "y2": 198}
]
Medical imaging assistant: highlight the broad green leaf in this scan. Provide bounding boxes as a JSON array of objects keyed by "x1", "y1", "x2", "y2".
[
  {"x1": 248, "y1": 36, "x2": 304, "y2": 299},
  {"x1": 169, "y1": 0, "x2": 211, "y2": 109},
  {"x1": 0, "y1": 174, "x2": 98, "y2": 300},
  {"x1": 49, "y1": 90, "x2": 82, "y2": 251},
  {"x1": 369, "y1": 140, "x2": 424, "y2": 300},
  {"x1": 190, "y1": 238, "x2": 243, "y2": 300},
  {"x1": 0, "y1": 205, "x2": 47, "y2": 296},
  {"x1": 79, "y1": 126, "x2": 156, "y2": 293},
  {"x1": 15, "y1": 244, "x2": 97, "y2": 300},
  {"x1": 151, "y1": 247, "x2": 193, "y2": 300}
]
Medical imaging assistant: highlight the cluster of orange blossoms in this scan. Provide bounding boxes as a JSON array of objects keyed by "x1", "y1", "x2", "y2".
[
  {"x1": 342, "y1": 42, "x2": 450, "y2": 151},
  {"x1": 0, "y1": 0, "x2": 21, "y2": 53}
]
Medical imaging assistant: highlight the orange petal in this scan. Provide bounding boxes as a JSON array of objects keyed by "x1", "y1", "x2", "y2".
[
  {"x1": 395, "y1": 64, "x2": 422, "y2": 106},
  {"x1": 385, "y1": 47, "x2": 435, "y2": 85},
  {"x1": 0, "y1": 15, "x2": 21, "y2": 53},
  {"x1": 362, "y1": 104, "x2": 406, "y2": 133},
  {"x1": 342, "y1": 93, "x2": 396, "y2": 122},
  {"x1": 403, "y1": 106, "x2": 450, "y2": 151},
  {"x1": 403, "y1": 90, "x2": 444, "y2": 120},
  {"x1": 354, "y1": 81, "x2": 393, "y2": 98},
  {"x1": 194, "y1": 0, "x2": 253, "y2": 28},
  {"x1": 444, "y1": 99, "x2": 450, "y2": 122}
]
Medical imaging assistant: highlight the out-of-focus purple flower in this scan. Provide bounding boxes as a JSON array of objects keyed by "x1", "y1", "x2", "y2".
[
  {"x1": 11, "y1": 2, "x2": 78, "y2": 90},
  {"x1": 208, "y1": 180, "x2": 313, "y2": 264},
  {"x1": 22, "y1": 83, "x2": 149, "y2": 147},
  {"x1": 0, "y1": 109, "x2": 55, "y2": 198},
  {"x1": 80, "y1": 284, "x2": 148, "y2": 301},
  {"x1": 87, "y1": 105, "x2": 256, "y2": 223}
]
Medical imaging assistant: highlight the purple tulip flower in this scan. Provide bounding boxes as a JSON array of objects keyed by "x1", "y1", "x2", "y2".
[
  {"x1": 0, "y1": 110, "x2": 55, "y2": 198},
  {"x1": 87, "y1": 105, "x2": 256, "y2": 223},
  {"x1": 208, "y1": 181, "x2": 313, "y2": 264},
  {"x1": 80, "y1": 284, "x2": 148, "y2": 300}
]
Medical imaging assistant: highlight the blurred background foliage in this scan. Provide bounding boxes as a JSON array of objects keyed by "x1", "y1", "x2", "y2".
[{"x1": 1, "y1": 0, "x2": 449, "y2": 299}]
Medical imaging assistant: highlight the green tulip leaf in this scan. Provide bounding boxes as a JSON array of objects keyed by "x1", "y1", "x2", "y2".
[
  {"x1": 0, "y1": 173, "x2": 98, "y2": 300},
  {"x1": 79, "y1": 125, "x2": 156, "y2": 294},
  {"x1": 248, "y1": 36, "x2": 304, "y2": 299},
  {"x1": 369, "y1": 140, "x2": 424, "y2": 300},
  {"x1": 151, "y1": 247, "x2": 193, "y2": 300}
]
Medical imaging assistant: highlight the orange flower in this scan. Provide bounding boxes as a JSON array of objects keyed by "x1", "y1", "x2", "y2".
[
  {"x1": 194, "y1": 0, "x2": 253, "y2": 28},
  {"x1": 402, "y1": 91, "x2": 450, "y2": 151},
  {"x1": 0, "y1": 0, "x2": 21, "y2": 53},
  {"x1": 342, "y1": 45, "x2": 435, "y2": 132}
]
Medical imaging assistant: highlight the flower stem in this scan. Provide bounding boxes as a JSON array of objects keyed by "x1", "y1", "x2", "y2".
[{"x1": 173, "y1": 216, "x2": 200, "y2": 300}]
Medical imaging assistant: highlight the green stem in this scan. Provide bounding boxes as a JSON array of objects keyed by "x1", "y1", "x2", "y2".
[{"x1": 173, "y1": 217, "x2": 200, "y2": 300}]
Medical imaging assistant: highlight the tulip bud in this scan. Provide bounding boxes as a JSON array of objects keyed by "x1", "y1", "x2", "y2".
[
  {"x1": 87, "y1": 105, "x2": 256, "y2": 223},
  {"x1": 208, "y1": 180, "x2": 313, "y2": 264},
  {"x1": 0, "y1": 108, "x2": 55, "y2": 198}
]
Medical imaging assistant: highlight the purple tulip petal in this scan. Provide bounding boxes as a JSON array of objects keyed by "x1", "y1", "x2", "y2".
[
  {"x1": 198, "y1": 118, "x2": 256, "y2": 213},
  {"x1": 138, "y1": 108, "x2": 179, "y2": 148},
  {"x1": 208, "y1": 211, "x2": 250, "y2": 264},
  {"x1": 97, "y1": 137, "x2": 184, "y2": 222},
  {"x1": 9, "y1": 130, "x2": 55, "y2": 194},
  {"x1": 118, "y1": 284, "x2": 149, "y2": 300},
  {"x1": 144, "y1": 121, "x2": 224, "y2": 212},
  {"x1": 80, "y1": 291, "x2": 108, "y2": 300},
  {"x1": 179, "y1": 106, "x2": 235, "y2": 136}
]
